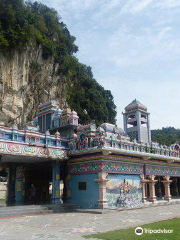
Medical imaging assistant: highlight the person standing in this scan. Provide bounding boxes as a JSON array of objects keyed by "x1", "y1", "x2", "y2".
[{"x1": 30, "y1": 184, "x2": 36, "y2": 204}]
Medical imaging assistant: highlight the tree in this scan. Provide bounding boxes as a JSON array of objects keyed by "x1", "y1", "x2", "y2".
[{"x1": 151, "y1": 127, "x2": 180, "y2": 146}]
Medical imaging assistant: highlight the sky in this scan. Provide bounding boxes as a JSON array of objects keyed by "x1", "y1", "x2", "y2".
[{"x1": 40, "y1": 0, "x2": 180, "y2": 129}]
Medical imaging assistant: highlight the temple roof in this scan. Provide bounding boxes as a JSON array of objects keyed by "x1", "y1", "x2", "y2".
[{"x1": 125, "y1": 99, "x2": 147, "y2": 112}]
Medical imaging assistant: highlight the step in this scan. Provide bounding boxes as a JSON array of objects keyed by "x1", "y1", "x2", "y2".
[
  {"x1": 45, "y1": 203, "x2": 82, "y2": 212},
  {"x1": 143, "y1": 199, "x2": 180, "y2": 208},
  {"x1": 0, "y1": 203, "x2": 81, "y2": 217},
  {"x1": 0, "y1": 207, "x2": 48, "y2": 213},
  {"x1": 0, "y1": 210, "x2": 53, "y2": 217},
  {"x1": 0, "y1": 205, "x2": 53, "y2": 217}
]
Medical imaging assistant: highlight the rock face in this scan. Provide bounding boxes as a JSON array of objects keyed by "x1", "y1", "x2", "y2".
[{"x1": 0, "y1": 45, "x2": 67, "y2": 127}]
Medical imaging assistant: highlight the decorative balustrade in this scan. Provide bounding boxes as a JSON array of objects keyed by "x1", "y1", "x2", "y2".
[
  {"x1": 0, "y1": 124, "x2": 68, "y2": 149},
  {"x1": 0, "y1": 122, "x2": 179, "y2": 160},
  {"x1": 69, "y1": 133, "x2": 180, "y2": 159}
]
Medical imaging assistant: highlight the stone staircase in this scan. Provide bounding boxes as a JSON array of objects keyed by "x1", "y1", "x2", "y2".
[
  {"x1": 0, "y1": 203, "x2": 81, "y2": 218},
  {"x1": 46, "y1": 203, "x2": 82, "y2": 213},
  {"x1": 0, "y1": 205, "x2": 52, "y2": 217},
  {"x1": 2, "y1": 200, "x2": 180, "y2": 218},
  {"x1": 143, "y1": 198, "x2": 180, "y2": 208}
]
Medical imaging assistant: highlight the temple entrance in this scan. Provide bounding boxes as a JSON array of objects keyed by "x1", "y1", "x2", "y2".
[
  {"x1": 4, "y1": 161, "x2": 55, "y2": 206},
  {"x1": 1, "y1": 155, "x2": 66, "y2": 206},
  {"x1": 25, "y1": 162, "x2": 52, "y2": 204}
]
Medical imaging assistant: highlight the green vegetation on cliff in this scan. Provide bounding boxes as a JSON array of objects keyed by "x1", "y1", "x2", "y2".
[
  {"x1": 151, "y1": 127, "x2": 180, "y2": 146},
  {"x1": 0, "y1": 0, "x2": 116, "y2": 125}
]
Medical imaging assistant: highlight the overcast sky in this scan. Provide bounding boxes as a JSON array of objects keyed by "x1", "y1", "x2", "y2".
[{"x1": 40, "y1": 0, "x2": 180, "y2": 129}]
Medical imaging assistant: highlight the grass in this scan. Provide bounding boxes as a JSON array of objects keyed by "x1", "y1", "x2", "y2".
[{"x1": 85, "y1": 218, "x2": 180, "y2": 240}]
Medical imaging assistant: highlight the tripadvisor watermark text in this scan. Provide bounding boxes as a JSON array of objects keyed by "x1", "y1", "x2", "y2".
[{"x1": 135, "y1": 227, "x2": 173, "y2": 235}]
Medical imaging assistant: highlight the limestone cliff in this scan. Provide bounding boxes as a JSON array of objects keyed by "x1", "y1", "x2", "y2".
[
  {"x1": 0, "y1": 45, "x2": 67, "y2": 127},
  {"x1": 0, "y1": 0, "x2": 117, "y2": 127}
]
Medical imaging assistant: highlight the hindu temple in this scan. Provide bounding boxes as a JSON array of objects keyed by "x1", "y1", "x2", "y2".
[{"x1": 1, "y1": 99, "x2": 180, "y2": 210}]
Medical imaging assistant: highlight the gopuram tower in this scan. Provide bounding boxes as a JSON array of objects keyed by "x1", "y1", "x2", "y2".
[{"x1": 123, "y1": 99, "x2": 151, "y2": 143}]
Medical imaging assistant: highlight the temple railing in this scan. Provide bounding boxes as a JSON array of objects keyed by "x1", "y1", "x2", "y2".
[
  {"x1": 0, "y1": 126, "x2": 68, "y2": 148},
  {"x1": 69, "y1": 137, "x2": 179, "y2": 160}
]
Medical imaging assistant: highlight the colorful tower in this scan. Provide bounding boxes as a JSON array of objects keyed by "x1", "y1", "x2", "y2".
[
  {"x1": 36, "y1": 100, "x2": 59, "y2": 133},
  {"x1": 123, "y1": 99, "x2": 151, "y2": 143},
  {"x1": 52, "y1": 108, "x2": 62, "y2": 129},
  {"x1": 60, "y1": 104, "x2": 71, "y2": 127},
  {"x1": 68, "y1": 110, "x2": 79, "y2": 126}
]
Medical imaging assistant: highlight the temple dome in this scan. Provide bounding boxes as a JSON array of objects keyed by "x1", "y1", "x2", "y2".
[
  {"x1": 118, "y1": 128, "x2": 125, "y2": 135},
  {"x1": 96, "y1": 126, "x2": 105, "y2": 133},
  {"x1": 125, "y1": 99, "x2": 147, "y2": 112},
  {"x1": 62, "y1": 107, "x2": 71, "y2": 115},
  {"x1": 70, "y1": 110, "x2": 78, "y2": 116}
]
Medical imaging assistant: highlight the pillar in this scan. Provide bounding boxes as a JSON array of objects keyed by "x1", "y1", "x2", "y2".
[
  {"x1": 123, "y1": 114, "x2": 127, "y2": 134},
  {"x1": 95, "y1": 172, "x2": 109, "y2": 209},
  {"x1": 140, "y1": 175, "x2": 148, "y2": 203},
  {"x1": 162, "y1": 176, "x2": 172, "y2": 201},
  {"x1": 52, "y1": 160, "x2": 61, "y2": 204},
  {"x1": 148, "y1": 175, "x2": 157, "y2": 202},
  {"x1": 147, "y1": 114, "x2": 151, "y2": 142},
  {"x1": 15, "y1": 167, "x2": 26, "y2": 205},
  {"x1": 136, "y1": 111, "x2": 141, "y2": 142},
  {"x1": 7, "y1": 163, "x2": 16, "y2": 205}
]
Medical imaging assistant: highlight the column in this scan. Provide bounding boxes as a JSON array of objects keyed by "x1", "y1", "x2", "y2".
[
  {"x1": 140, "y1": 175, "x2": 148, "y2": 203},
  {"x1": 147, "y1": 114, "x2": 151, "y2": 142},
  {"x1": 51, "y1": 160, "x2": 61, "y2": 204},
  {"x1": 136, "y1": 111, "x2": 141, "y2": 142},
  {"x1": 95, "y1": 172, "x2": 109, "y2": 209},
  {"x1": 7, "y1": 163, "x2": 16, "y2": 205},
  {"x1": 123, "y1": 114, "x2": 127, "y2": 134},
  {"x1": 15, "y1": 167, "x2": 26, "y2": 205},
  {"x1": 162, "y1": 176, "x2": 172, "y2": 201},
  {"x1": 148, "y1": 175, "x2": 157, "y2": 202}
]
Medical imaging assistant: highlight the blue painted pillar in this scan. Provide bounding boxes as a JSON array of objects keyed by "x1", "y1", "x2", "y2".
[
  {"x1": 51, "y1": 160, "x2": 61, "y2": 204},
  {"x1": 15, "y1": 167, "x2": 26, "y2": 205},
  {"x1": 7, "y1": 164, "x2": 16, "y2": 205}
]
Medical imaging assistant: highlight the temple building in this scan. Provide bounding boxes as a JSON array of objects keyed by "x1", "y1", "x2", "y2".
[{"x1": 1, "y1": 99, "x2": 180, "y2": 210}]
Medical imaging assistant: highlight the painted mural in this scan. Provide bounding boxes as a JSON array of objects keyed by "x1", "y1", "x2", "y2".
[
  {"x1": 106, "y1": 174, "x2": 143, "y2": 209},
  {"x1": 0, "y1": 142, "x2": 67, "y2": 159}
]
